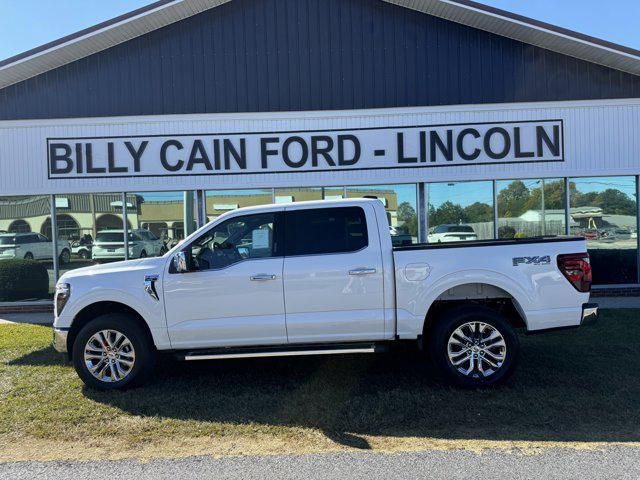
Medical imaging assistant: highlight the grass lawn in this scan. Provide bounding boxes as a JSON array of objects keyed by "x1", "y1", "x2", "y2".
[{"x1": 1, "y1": 309, "x2": 640, "y2": 461}]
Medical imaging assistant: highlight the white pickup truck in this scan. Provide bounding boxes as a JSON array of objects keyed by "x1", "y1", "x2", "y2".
[{"x1": 53, "y1": 199, "x2": 597, "y2": 390}]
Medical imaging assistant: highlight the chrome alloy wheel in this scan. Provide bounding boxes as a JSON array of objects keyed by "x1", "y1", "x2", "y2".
[
  {"x1": 447, "y1": 322, "x2": 506, "y2": 378},
  {"x1": 84, "y1": 330, "x2": 136, "y2": 383}
]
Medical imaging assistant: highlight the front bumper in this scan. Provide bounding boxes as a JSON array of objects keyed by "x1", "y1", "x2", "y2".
[
  {"x1": 581, "y1": 302, "x2": 598, "y2": 324},
  {"x1": 52, "y1": 328, "x2": 69, "y2": 353}
]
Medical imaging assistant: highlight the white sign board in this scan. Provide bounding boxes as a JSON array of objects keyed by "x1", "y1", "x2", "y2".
[{"x1": 46, "y1": 120, "x2": 563, "y2": 180}]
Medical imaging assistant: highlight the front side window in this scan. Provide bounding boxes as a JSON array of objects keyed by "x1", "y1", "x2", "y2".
[
  {"x1": 188, "y1": 213, "x2": 278, "y2": 271},
  {"x1": 284, "y1": 207, "x2": 368, "y2": 256}
]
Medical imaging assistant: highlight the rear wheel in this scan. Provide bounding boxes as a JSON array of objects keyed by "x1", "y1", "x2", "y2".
[
  {"x1": 24, "y1": 252, "x2": 33, "y2": 260},
  {"x1": 427, "y1": 305, "x2": 519, "y2": 387},
  {"x1": 72, "y1": 314, "x2": 155, "y2": 390}
]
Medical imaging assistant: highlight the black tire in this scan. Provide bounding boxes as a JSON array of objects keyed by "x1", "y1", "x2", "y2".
[
  {"x1": 24, "y1": 252, "x2": 34, "y2": 260},
  {"x1": 72, "y1": 313, "x2": 156, "y2": 390},
  {"x1": 139, "y1": 250, "x2": 147, "y2": 258},
  {"x1": 59, "y1": 249, "x2": 71, "y2": 265},
  {"x1": 427, "y1": 305, "x2": 519, "y2": 388}
]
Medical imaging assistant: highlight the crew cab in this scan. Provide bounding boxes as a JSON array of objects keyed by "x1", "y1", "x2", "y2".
[{"x1": 52, "y1": 199, "x2": 597, "y2": 390}]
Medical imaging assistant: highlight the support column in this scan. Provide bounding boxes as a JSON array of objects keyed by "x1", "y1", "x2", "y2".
[
  {"x1": 122, "y1": 193, "x2": 129, "y2": 261},
  {"x1": 418, "y1": 183, "x2": 427, "y2": 243},
  {"x1": 50, "y1": 195, "x2": 59, "y2": 282},
  {"x1": 564, "y1": 178, "x2": 571, "y2": 235},
  {"x1": 492, "y1": 180, "x2": 499, "y2": 239},
  {"x1": 183, "y1": 191, "x2": 195, "y2": 237}
]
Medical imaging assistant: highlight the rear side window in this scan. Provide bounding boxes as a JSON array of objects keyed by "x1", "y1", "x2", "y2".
[{"x1": 285, "y1": 207, "x2": 368, "y2": 256}]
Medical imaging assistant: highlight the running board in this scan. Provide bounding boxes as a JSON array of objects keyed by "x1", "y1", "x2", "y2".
[{"x1": 181, "y1": 342, "x2": 381, "y2": 361}]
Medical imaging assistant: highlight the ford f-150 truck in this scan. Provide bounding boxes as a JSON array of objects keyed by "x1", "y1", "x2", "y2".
[{"x1": 52, "y1": 199, "x2": 597, "y2": 390}]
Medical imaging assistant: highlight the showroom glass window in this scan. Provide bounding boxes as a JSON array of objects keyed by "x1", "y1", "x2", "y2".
[
  {"x1": 127, "y1": 191, "x2": 197, "y2": 258},
  {"x1": 347, "y1": 184, "x2": 418, "y2": 246},
  {"x1": 569, "y1": 177, "x2": 638, "y2": 285},
  {"x1": 0, "y1": 196, "x2": 55, "y2": 299},
  {"x1": 496, "y1": 178, "x2": 566, "y2": 239},
  {"x1": 205, "y1": 189, "x2": 273, "y2": 223},
  {"x1": 427, "y1": 181, "x2": 494, "y2": 242},
  {"x1": 53, "y1": 193, "x2": 127, "y2": 276}
]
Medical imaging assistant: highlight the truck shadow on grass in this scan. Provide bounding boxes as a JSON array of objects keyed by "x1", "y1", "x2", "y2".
[{"x1": 79, "y1": 310, "x2": 640, "y2": 448}]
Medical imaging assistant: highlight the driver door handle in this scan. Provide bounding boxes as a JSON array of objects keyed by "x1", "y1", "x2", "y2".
[
  {"x1": 250, "y1": 274, "x2": 277, "y2": 281},
  {"x1": 349, "y1": 267, "x2": 377, "y2": 276}
]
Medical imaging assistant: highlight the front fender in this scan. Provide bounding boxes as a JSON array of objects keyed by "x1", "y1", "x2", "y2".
[{"x1": 55, "y1": 285, "x2": 170, "y2": 350}]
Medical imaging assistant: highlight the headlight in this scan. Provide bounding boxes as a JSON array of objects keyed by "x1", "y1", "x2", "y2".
[{"x1": 55, "y1": 283, "x2": 70, "y2": 316}]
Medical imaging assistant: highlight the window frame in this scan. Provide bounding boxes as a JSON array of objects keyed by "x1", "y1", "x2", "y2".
[{"x1": 171, "y1": 211, "x2": 284, "y2": 273}]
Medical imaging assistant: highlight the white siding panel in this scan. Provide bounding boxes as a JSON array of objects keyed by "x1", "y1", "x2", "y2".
[{"x1": 0, "y1": 98, "x2": 639, "y2": 195}]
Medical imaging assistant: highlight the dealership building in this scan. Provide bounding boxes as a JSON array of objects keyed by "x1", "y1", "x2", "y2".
[{"x1": 1, "y1": 0, "x2": 640, "y2": 302}]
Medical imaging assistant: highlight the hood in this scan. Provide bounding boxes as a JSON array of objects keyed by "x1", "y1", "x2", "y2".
[{"x1": 59, "y1": 256, "x2": 165, "y2": 282}]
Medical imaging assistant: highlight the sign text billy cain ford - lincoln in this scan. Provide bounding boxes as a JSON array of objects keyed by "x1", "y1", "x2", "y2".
[{"x1": 48, "y1": 120, "x2": 562, "y2": 178}]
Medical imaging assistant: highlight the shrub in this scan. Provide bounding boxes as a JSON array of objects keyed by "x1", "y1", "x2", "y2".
[
  {"x1": 0, "y1": 259, "x2": 49, "y2": 301},
  {"x1": 498, "y1": 225, "x2": 516, "y2": 239},
  {"x1": 514, "y1": 232, "x2": 527, "y2": 239}
]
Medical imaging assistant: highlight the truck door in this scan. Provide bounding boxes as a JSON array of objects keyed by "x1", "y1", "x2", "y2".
[
  {"x1": 163, "y1": 211, "x2": 287, "y2": 349},
  {"x1": 282, "y1": 204, "x2": 385, "y2": 343}
]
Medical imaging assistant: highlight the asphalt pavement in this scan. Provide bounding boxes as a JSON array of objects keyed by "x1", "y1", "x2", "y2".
[{"x1": 2, "y1": 447, "x2": 640, "y2": 480}]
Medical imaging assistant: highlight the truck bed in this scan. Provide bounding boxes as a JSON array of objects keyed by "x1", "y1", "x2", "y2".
[{"x1": 392, "y1": 235, "x2": 590, "y2": 336}]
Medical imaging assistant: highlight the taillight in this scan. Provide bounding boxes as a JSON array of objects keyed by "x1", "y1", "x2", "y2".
[{"x1": 557, "y1": 253, "x2": 592, "y2": 293}]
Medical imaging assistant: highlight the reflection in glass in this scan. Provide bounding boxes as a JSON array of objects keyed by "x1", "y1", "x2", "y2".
[
  {"x1": 127, "y1": 191, "x2": 197, "y2": 256},
  {"x1": 569, "y1": 177, "x2": 638, "y2": 284},
  {"x1": 497, "y1": 178, "x2": 566, "y2": 238},
  {"x1": 53, "y1": 194, "x2": 127, "y2": 274},
  {"x1": 347, "y1": 184, "x2": 418, "y2": 246},
  {"x1": 0, "y1": 196, "x2": 55, "y2": 299},
  {"x1": 274, "y1": 187, "x2": 345, "y2": 204},
  {"x1": 428, "y1": 181, "x2": 494, "y2": 242},
  {"x1": 205, "y1": 189, "x2": 274, "y2": 222}
]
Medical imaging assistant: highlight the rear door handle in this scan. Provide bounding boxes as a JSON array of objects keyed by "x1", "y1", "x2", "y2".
[
  {"x1": 349, "y1": 267, "x2": 377, "y2": 276},
  {"x1": 250, "y1": 274, "x2": 277, "y2": 281}
]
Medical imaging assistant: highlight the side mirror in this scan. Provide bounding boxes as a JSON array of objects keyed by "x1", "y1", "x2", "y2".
[{"x1": 173, "y1": 251, "x2": 190, "y2": 273}]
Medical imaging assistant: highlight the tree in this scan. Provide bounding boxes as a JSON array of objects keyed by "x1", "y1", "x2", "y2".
[
  {"x1": 592, "y1": 189, "x2": 636, "y2": 215},
  {"x1": 523, "y1": 180, "x2": 569, "y2": 212},
  {"x1": 464, "y1": 202, "x2": 493, "y2": 222},
  {"x1": 429, "y1": 201, "x2": 467, "y2": 226},
  {"x1": 396, "y1": 201, "x2": 418, "y2": 236},
  {"x1": 497, "y1": 180, "x2": 530, "y2": 217}
]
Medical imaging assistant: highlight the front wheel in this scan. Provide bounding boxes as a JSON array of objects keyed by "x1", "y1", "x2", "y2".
[
  {"x1": 72, "y1": 314, "x2": 155, "y2": 390},
  {"x1": 59, "y1": 249, "x2": 71, "y2": 265},
  {"x1": 427, "y1": 305, "x2": 519, "y2": 388}
]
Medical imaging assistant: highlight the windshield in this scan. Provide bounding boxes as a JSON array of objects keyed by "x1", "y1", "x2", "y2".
[{"x1": 0, "y1": 236, "x2": 16, "y2": 245}]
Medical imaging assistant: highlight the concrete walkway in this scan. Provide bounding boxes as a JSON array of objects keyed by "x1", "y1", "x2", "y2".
[{"x1": 0, "y1": 312, "x2": 54, "y2": 325}]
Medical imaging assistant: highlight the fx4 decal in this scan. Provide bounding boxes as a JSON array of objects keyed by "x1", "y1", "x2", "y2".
[{"x1": 512, "y1": 256, "x2": 551, "y2": 267}]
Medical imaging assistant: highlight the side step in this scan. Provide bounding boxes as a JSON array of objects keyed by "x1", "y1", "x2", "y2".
[{"x1": 181, "y1": 342, "x2": 384, "y2": 361}]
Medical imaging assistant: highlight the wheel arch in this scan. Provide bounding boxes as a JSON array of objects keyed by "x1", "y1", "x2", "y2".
[
  {"x1": 421, "y1": 281, "x2": 529, "y2": 340},
  {"x1": 66, "y1": 301, "x2": 155, "y2": 359}
]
